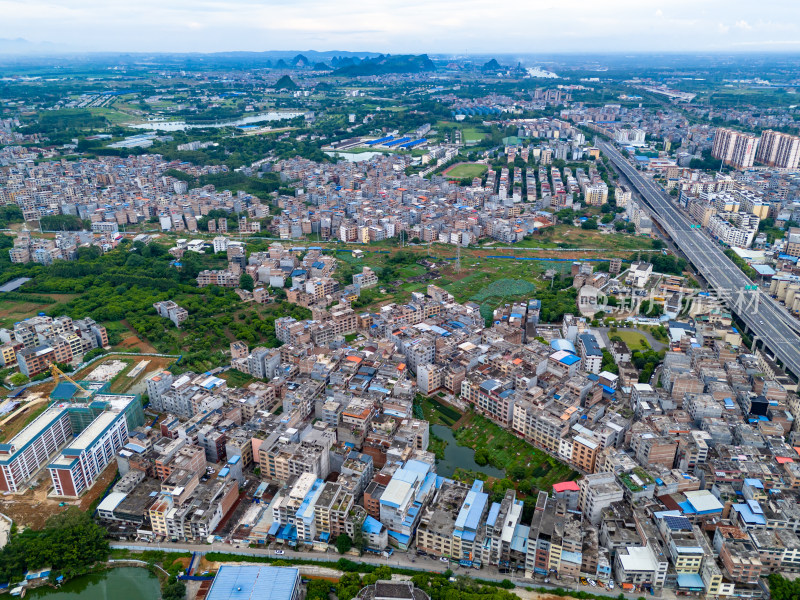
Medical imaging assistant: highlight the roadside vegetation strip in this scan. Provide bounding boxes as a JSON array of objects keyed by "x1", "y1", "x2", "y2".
[
  {"x1": 203, "y1": 554, "x2": 519, "y2": 590},
  {"x1": 204, "y1": 553, "x2": 419, "y2": 576}
]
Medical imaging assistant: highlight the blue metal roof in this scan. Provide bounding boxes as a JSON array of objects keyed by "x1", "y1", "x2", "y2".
[
  {"x1": 362, "y1": 515, "x2": 384, "y2": 535},
  {"x1": 486, "y1": 502, "x2": 501, "y2": 528},
  {"x1": 384, "y1": 137, "x2": 411, "y2": 147},
  {"x1": 455, "y1": 484, "x2": 488, "y2": 532},
  {"x1": 676, "y1": 573, "x2": 704, "y2": 589},
  {"x1": 399, "y1": 138, "x2": 427, "y2": 148},
  {"x1": 559, "y1": 354, "x2": 581, "y2": 366},
  {"x1": 366, "y1": 136, "x2": 394, "y2": 146},
  {"x1": 206, "y1": 566, "x2": 299, "y2": 600}
]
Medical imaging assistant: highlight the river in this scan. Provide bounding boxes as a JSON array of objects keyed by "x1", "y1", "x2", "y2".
[
  {"x1": 27, "y1": 568, "x2": 161, "y2": 600},
  {"x1": 129, "y1": 111, "x2": 305, "y2": 131},
  {"x1": 431, "y1": 425, "x2": 506, "y2": 480}
]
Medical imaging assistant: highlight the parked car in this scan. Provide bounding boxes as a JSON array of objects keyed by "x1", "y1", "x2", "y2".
[
  {"x1": 607, "y1": 580, "x2": 615, "y2": 590},
  {"x1": 274, "y1": 550, "x2": 285, "y2": 555},
  {"x1": 587, "y1": 579, "x2": 597, "y2": 587},
  {"x1": 440, "y1": 557, "x2": 449, "y2": 563},
  {"x1": 580, "y1": 577, "x2": 589, "y2": 586}
]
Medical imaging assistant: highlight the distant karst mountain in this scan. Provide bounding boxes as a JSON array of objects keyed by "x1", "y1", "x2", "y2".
[
  {"x1": 274, "y1": 75, "x2": 298, "y2": 90},
  {"x1": 333, "y1": 54, "x2": 435, "y2": 76}
]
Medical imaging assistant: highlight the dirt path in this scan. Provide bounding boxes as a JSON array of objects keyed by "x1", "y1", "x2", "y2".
[
  {"x1": 452, "y1": 411, "x2": 473, "y2": 430},
  {"x1": 117, "y1": 320, "x2": 158, "y2": 353},
  {"x1": 513, "y1": 592, "x2": 587, "y2": 600}
]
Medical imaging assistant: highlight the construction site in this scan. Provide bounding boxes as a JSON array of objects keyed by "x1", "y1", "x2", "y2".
[{"x1": 0, "y1": 354, "x2": 176, "y2": 529}]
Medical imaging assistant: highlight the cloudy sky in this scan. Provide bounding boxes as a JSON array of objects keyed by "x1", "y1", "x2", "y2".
[{"x1": 2, "y1": 0, "x2": 799, "y2": 54}]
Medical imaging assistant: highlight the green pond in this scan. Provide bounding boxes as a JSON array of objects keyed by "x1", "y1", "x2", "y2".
[
  {"x1": 27, "y1": 567, "x2": 160, "y2": 600},
  {"x1": 431, "y1": 424, "x2": 506, "y2": 479}
]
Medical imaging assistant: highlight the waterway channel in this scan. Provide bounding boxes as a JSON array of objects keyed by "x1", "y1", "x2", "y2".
[
  {"x1": 27, "y1": 567, "x2": 161, "y2": 600},
  {"x1": 431, "y1": 425, "x2": 506, "y2": 480}
]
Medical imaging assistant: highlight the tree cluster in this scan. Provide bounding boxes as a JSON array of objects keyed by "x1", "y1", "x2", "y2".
[
  {"x1": 0, "y1": 508, "x2": 110, "y2": 584},
  {"x1": 767, "y1": 574, "x2": 800, "y2": 600}
]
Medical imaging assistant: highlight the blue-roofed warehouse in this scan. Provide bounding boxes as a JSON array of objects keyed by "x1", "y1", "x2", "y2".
[{"x1": 206, "y1": 565, "x2": 300, "y2": 600}]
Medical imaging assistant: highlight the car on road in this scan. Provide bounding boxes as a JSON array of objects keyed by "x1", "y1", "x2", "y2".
[
  {"x1": 580, "y1": 577, "x2": 588, "y2": 586},
  {"x1": 274, "y1": 550, "x2": 285, "y2": 555},
  {"x1": 607, "y1": 580, "x2": 615, "y2": 590},
  {"x1": 544, "y1": 578, "x2": 550, "y2": 584},
  {"x1": 440, "y1": 557, "x2": 449, "y2": 563}
]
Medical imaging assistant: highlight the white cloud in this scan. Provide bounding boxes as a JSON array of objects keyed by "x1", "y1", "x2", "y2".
[{"x1": 0, "y1": 0, "x2": 798, "y2": 53}]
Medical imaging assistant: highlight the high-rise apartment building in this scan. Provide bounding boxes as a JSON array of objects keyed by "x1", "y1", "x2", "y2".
[
  {"x1": 755, "y1": 130, "x2": 800, "y2": 169},
  {"x1": 711, "y1": 128, "x2": 758, "y2": 169}
]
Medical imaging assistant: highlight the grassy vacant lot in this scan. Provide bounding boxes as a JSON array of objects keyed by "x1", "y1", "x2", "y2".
[
  {"x1": 612, "y1": 329, "x2": 651, "y2": 350},
  {"x1": 417, "y1": 395, "x2": 462, "y2": 427},
  {"x1": 0, "y1": 298, "x2": 55, "y2": 329},
  {"x1": 220, "y1": 369, "x2": 255, "y2": 387},
  {"x1": 454, "y1": 413, "x2": 579, "y2": 492},
  {"x1": 443, "y1": 259, "x2": 545, "y2": 303},
  {"x1": 512, "y1": 225, "x2": 655, "y2": 251},
  {"x1": 445, "y1": 163, "x2": 488, "y2": 179}
]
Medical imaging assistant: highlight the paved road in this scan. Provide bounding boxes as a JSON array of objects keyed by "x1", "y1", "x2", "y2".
[
  {"x1": 600, "y1": 140, "x2": 800, "y2": 378},
  {"x1": 111, "y1": 541, "x2": 649, "y2": 599}
]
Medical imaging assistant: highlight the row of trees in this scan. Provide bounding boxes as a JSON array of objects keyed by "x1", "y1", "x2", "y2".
[{"x1": 39, "y1": 214, "x2": 90, "y2": 231}]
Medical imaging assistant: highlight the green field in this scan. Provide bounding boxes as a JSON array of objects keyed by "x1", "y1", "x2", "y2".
[
  {"x1": 397, "y1": 264, "x2": 427, "y2": 278},
  {"x1": 461, "y1": 126, "x2": 486, "y2": 143},
  {"x1": 87, "y1": 107, "x2": 141, "y2": 125},
  {"x1": 611, "y1": 329, "x2": 651, "y2": 349},
  {"x1": 445, "y1": 163, "x2": 488, "y2": 179}
]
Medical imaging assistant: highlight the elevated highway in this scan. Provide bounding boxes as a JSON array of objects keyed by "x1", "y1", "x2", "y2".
[{"x1": 599, "y1": 140, "x2": 800, "y2": 378}]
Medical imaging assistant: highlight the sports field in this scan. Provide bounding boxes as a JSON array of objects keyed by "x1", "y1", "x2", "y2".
[{"x1": 444, "y1": 163, "x2": 487, "y2": 178}]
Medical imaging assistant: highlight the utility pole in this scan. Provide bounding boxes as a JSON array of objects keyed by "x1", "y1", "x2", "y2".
[{"x1": 455, "y1": 244, "x2": 461, "y2": 273}]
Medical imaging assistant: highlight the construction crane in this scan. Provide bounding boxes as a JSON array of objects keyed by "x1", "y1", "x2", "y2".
[{"x1": 50, "y1": 364, "x2": 91, "y2": 398}]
